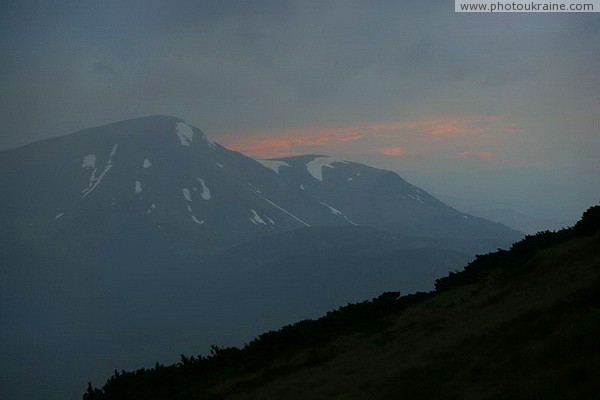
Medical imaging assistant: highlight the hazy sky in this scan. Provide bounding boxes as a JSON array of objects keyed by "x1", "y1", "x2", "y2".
[{"x1": 1, "y1": 1, "x2": 598, "y2": 221}]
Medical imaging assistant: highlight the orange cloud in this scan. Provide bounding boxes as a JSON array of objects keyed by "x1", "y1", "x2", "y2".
[
  {"x1": 380, "y1": 147, "x2": 409, "y2": 156},
  {"x1": 458, "y1": 151, "x2": 495, "y2": 159},
  {"x1": 315, "y1": 129, "x2": 365, "y2": 145},
  {"x1": 216, "y1": 115, "x2": 516, "y2": 158},
  {"x1": 224, "y1": 136, "x2": 301, "y2": 158},
  {"x1": 218, "y1": 126, "x2": 369, "y2": 158}
]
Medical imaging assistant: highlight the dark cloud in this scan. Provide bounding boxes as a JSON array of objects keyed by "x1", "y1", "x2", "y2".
[{"x1": 0, "y1": 0, "x2": 598, "y2": 180}]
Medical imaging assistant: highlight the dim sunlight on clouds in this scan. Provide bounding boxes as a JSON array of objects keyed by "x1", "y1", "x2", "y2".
[
  {"x1": 221, "y1": 126, "x2": 367, "y2": 158},
  {"x1": 458, "y1": 151, "x2": 495, "y2": 160},
  {"x1": 380, "y1": 147, "x2": 409, "y2": 156},
  {"x1": 217, "y1": 115, "x2": 517, "y2": 159}
]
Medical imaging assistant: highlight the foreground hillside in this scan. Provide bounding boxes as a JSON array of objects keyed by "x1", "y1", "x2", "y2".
[{"x1": 84, "y1": 206, "x2": 600, "y2": 400}]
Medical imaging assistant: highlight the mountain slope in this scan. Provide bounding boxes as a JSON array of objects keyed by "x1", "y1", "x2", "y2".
[
  {"x1": 0, "y1": 115, "x2": 520, "y2": 258},
  {"x1": 269, "y1": 154, "x2": 516, "y2": 240},
  {"x1": 83, "y1": 206, "x2": 600, "y2": 400},
  {"x1": 0, "y1": 116, "x2": 339, "y2": 256}
]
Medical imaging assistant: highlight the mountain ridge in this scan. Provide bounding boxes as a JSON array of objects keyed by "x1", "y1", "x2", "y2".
[{"x1": 0, "y1": 115, "x2": 521, "y2": 258}]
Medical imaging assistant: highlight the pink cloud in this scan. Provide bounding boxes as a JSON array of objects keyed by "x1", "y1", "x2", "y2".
[
  {"x1": 218, "y1": 126, "x2": 369, "y2": 158},
  {"x1": 216, "y1": 115, "x2": 517, "y2": 158},
  {"x1": 380, "y1": 147, "x2": 409, "y2": 156},
  {"x1": 314, "y1": 129, "x2": 365, "y2": 145}
]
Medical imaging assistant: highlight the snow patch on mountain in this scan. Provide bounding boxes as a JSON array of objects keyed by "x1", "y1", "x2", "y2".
[
  {"x1": 109, "y1": 143, "x2": 118, "y2": 158},
  {"x1": 320, "y1": 201, "x2": 358, "y2": 226},
  {"x1": 249, "y1": 209, "x2": 266, "y2": 225},
  {"x1": 196, "y1": 178, "x2": 211, "y2": 200},
  {"x1": 306, "y1": 157, "x2": 348, "y2": 181},
  {"x1": 81, "y1": 155, "x2": 96, "y2": 169},
  {"x1": 182, "y1": 197, "x2": 204, "y2": 225},
  {"x1": 204, "y1": 135, "x2": 217, "y2": 150},
  {"x1": 248, "y1": 184, "x2": 311, "y2": 227},
  {"x1": 255, "y1": 159, "x2": 291, "y2": 174},
  {"x1": 247, "y1": 182, "x2": 262, "y2": 194},
  {"x1": 407, "y1": 194, "x2": 424, "y2": 204},
  {"x1": 143, "y1": 159, "x2": 152, "y2": 168},
  {"x1": 82, "y1": 168, "x2": 97, "y2": 192},
  {"x1": 320, "y1": 201, "x2": 342, "y2": 216},
  {"x1": 176, "y1": 122, "x2": 194, "y2": 146},
  {"x1": 191, "y1": 215, "x2": 204, "y2": 225},
  {"x1": 175, "y1": 120, "x2": 218, "y2": 150},
  {"x1": 81, "y1": 144, "x2": 118, "y2": 198}
]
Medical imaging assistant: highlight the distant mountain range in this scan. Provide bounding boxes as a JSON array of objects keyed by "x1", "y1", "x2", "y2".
[
  {"x1": 0, "y1": 116, "x2": 521, "y2": 400},
  {"x1": 0, "y1": 115, "x2": 519, "y2": 258}
]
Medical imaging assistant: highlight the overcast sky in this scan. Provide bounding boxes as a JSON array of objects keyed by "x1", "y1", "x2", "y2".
[{"x1": 1, "y1": 1, "x2": 599, "y2": 220}]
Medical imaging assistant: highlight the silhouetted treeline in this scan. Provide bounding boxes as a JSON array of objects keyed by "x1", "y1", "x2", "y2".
[
  {"x1": 84, "y1": 290, "x2": 431, "y2": 400},
  {"x1": 435, "y1": 204, "x2": 599, "y2": 292}
]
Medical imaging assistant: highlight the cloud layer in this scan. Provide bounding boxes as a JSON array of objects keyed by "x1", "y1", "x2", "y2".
[
  {"x1": 0, "y1": 1, "x2": 598, "y2": 175},
  {"x1": 218, "y1": 114, "x2": 519, "y2": 170}
]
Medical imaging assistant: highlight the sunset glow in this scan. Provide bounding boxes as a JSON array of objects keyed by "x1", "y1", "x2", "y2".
[
  {"x1": 380, "y1": 147, "x2": 409, "y2": 156},
  {"x1": 216, "y1": 115, "x2": 516, "y2": 159}
]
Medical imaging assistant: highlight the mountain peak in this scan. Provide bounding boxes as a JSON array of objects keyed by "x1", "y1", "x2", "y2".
[
  {"x1": 1, "y1": 116, "x2": 521, "y2": 258},
  {"x1": 138, "y1": 115, "x2": 220, "y2": 150}
]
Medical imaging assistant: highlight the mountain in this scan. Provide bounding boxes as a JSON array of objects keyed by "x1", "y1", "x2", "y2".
[
  {"x1": 0, "y1": 115, "x2": 519, "y2": 259},
  {"x1": 0, "y1": 116, "x2": 520, "y2": 400},
  {"x1": 83, "y1": 206, "x2": 600, "y2": 400}
]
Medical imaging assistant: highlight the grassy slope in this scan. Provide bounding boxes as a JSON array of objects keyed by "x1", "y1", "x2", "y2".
[{"x1": 85, "y1": 208, "x2": 600, "y2": 400}]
